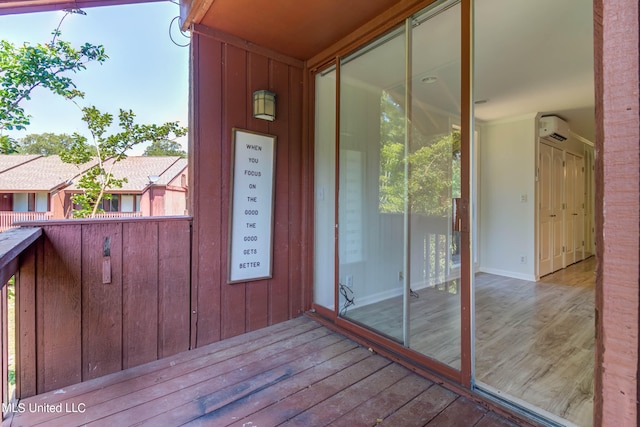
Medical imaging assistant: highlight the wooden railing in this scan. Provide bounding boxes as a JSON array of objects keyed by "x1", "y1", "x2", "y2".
[
  {"x1": 83, "y1": 211, "x2": 143, "y2": 219},
  {"x1": 0, "y1": 212, "x2": 52, "y2": 233},
  {"x1": 0, "y1": 227, "x2": 42, "y2": 420},
  {"x1": 0, "y1": 217, "x2": 192, "y2": 421}
]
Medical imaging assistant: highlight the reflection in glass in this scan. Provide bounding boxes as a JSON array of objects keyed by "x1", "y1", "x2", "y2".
[{"x1": 338, "y1": 0, "x2": 462, "y2": 370}]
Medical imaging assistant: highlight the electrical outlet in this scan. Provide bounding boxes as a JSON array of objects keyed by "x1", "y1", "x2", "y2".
[
  {"x1": 520, "y1": 255, "x2": 527, "y2": 264},
  {"x1": 398, "y1": 271, "x2": 404, "y2": 281},
  {"x1": 345, "y1": 275, "x2": 353, "y2": 288}
]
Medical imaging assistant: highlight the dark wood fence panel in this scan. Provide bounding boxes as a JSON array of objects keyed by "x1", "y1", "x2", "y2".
[
  {"x1": 122, "y1": 221, "x2": 159, "y2": 369},
  {"x1": 40, "y1": 224, "x2": 82, "y2": 393},
  {"x1": 15, "y1": 232, "x2": 41, "y2": 399},
  {"x1": 81, "y1": 223, "x2": 123, "y2": 381},
  {"x1": 191, "y1": 26, "x2": 310, "y2": 347},
  {"x1": 158, "y1": 220, "x2": 191, "y2": 358},
  {"x1": 14, "y1": 218, "x2": 192, "y2": 397}
]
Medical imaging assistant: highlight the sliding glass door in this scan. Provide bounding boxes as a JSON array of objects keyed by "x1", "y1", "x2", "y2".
[{"x1": 324, "y1": 0, "x2": 464, "y2": 372}]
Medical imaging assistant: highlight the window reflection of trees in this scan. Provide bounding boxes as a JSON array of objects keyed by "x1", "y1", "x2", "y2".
[{"x1": 379, "y1": 91, "x2": 462, "y2": 288}]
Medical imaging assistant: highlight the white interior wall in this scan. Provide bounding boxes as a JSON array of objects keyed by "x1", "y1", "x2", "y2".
[{"x1": 479, "y1": 114, "x2": 537, "y2": 280}]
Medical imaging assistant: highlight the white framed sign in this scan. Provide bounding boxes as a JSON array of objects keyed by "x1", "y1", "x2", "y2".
[{"x1": 228, "y1": 129, "x2": 277, "y2": 283}]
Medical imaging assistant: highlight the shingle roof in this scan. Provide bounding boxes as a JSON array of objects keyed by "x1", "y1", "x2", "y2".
[
  {"x1": 0, "y1": 155, "x2": 96, "y2": 191},
  {"x1": 66, "y1": 156, "x2": 187, "y2": 192},
  {"x1": 0, "y1": 155, "x2": 188, "y2": 193},
  {"x1": 0, "y1": 154, "x2": 41, "y2": 174}
]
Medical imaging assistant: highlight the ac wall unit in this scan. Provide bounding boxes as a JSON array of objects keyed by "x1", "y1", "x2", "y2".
[{"x1": 539, "y1": 115, "x2": 569, "y2": 142}]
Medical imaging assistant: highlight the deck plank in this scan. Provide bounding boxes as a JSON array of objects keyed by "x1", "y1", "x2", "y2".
[
  {"x1": 185, "y1": 346, "x2": 370, "y2": 426},
  {"x1": 8, "y1": 317, "x2": 523, "y2": 427},
  {"x1": 329, "y1": 373, "x2": 435, "y2": 427},
  {"x1": 425, "y1": 396, "x2": 487, "y2": 426},
  {"x1": 379, "y1": 383, "x2": 458, "y2": 426},
  {"x1": 226, "y1": 353, "x2": 391, "y2": 426},
  {"x1": 21, "y1": 325, "x2": 335, "y2": 426},
  {"x1": 284, "y1": 362, "x2": 412, "y2": 426}
]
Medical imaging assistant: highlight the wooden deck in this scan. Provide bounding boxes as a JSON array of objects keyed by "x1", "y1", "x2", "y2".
[{"x1": 5, "y1": 317, "x2": 519, "y2": 427}]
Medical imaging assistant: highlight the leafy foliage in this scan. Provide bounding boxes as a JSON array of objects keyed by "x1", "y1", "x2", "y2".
[
  {"x1": 18, "y1": 132, "x2": 95, "y2": 156},
  {"x1": 0, "y1": 29, "x2": 107, "y2": 132},
  {"x1": 378, "y1": 91, "x2": 461, "y2": 217},
  {"x1": 0, "y1": 134, "x2": 18, "y2": 154},
  {"x1": 143, "y1": 139, "x2": 186, "y2": 157},
  {"x1": 63, "y1": 106, "x2": 187, "y2": 218}
]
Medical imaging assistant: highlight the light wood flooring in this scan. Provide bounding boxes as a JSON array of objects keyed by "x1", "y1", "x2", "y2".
[
  {"x1": 6, "y1": 317, "x2": 519, "y2": 427},
  {"x1": 345, "y1": 257, "x2": 595, "y2": 427}
]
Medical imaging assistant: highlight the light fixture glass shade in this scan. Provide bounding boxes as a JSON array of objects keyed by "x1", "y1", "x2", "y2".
[{"x1": 253, "y1": 90, "x2": 276, "y2": 121}]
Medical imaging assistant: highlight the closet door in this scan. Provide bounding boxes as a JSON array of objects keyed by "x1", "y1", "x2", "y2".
[
  {"x1": 551, "y1": 146, "x2": 564, "y2": 272},
  {"x1": 564, "y1": 153, "x2": 577, "y2": 266},
  {"x1": 539, "y1": 143, "x2": 564, "y2": 275},
  {"x1": 539, "y1": 143, "x2": 553, "y2": 276}
]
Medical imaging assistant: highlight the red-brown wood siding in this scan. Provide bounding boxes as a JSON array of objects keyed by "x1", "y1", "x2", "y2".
[
  {"x1": 190, "y1": 26, "x2": 309, "y2": 348},
  {"x1": 15, "y1": 218, "x2": 191, "y2": 396},
  {"x1": 0, "y1": 194, "x2": 12, "y2": 211},
  {"x1": 594, "y1": 0, "x2": 640, "y2": 425}
]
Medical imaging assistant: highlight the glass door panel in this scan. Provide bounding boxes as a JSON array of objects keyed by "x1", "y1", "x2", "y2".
[
  {"x1": 313, "y1": 67, "x2": 337, "y2": 310},
  {"x1": 338, "y1": 27, "x2": 407, "y2": 343},
  {"x1": 407, "y1": 1, "x2": 462, "y2": 370},
  {"x1": 336, "y1": 1, "x2": 462, "y2": 370}
]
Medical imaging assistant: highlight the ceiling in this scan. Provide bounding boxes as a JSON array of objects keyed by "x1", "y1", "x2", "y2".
[{"x1": 197, "y1": 0, "x2": 404, "y2": 61}]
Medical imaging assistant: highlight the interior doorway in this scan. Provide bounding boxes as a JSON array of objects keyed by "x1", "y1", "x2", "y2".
[{"x1": 473, "y1": 1, "x2": 595, "y2": 425}]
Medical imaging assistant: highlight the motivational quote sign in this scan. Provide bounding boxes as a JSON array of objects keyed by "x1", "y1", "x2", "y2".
[{"x1": 228, "y1": 129, "x2": 276, "y2": 283}]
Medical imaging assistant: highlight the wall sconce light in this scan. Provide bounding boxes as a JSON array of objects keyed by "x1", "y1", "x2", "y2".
[{"x1": 253, "y1": 90, "x2": 276, "y2": 121}]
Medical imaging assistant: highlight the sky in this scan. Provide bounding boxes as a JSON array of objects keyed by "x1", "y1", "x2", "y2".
[{"x1": 0, "y1": 1, "x2": 189, "y2": 155}]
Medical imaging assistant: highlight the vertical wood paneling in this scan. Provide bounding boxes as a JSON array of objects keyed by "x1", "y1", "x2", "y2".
[
  {"x1": 40, "y1": 225, "x2": 82, "y2": 392},
  {"x1": 81, "y1": 223, "x2": 123, "y2": 380},
  {"x1": 191, "y1": 27, "x2": 309, "y2": 346},
  {"x1": 245, "y1": 52, "x2": 271, "y2": 332},
  {"x1": 596, "y1": 0, "x2": 640, "y2": 425},
  {"x1": 191, "y1": 35, "x2": 223, "y2": 348},
  {"x1": 158, "y1": 220, "x2": 191, "y2": 358},
  {"x1": 15, "y1": 218, "x2": 192, "y2": 398},
  {"x1": 16, "y1": 243, "x2": 38, "y2": 397},
  {"x1": 269, "y1": 59, "x2": 292, "y2": 325},
  {"x1": 122, "y1": 222, "x2": 159, "y2": 369},
  {"x1": 221, "y1": 43, "x2": 248, "y2": 340}
]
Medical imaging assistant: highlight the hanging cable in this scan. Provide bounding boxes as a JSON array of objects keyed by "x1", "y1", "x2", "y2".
[
  {"x1": 169, "y1": 16, "x2": 190, "y2": 48},
  {"x1": 339, "y1": 283, "x2": 355, "y2": 315}
]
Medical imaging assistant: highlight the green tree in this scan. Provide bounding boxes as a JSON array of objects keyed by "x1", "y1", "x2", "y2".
[
  {"x1": 0, "y1": 20, "x2": 107, "y2": 132},
  {"x1": 18, "y1": 132, "x2": 94, "y2": 156},
  {"x1": 378, "y1": 91, "x2": 461, "y2": 217},
  {"x1": 143, "y1": 139, "x2": 187, "y2": 157},
  {"x1": 0, "y1": 135, "x2": 18, "y2": 154},
  {"x1": 63, "y1": 106, "x2": 187, "y2": 218}
]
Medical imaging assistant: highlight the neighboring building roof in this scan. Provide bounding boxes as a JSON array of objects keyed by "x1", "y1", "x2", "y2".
[
  {"x1": 0, "y1": 155, "x2": 96, "y2": 192},
  {"x1": 0, "y1": 155, "x2": 188, "y2": 193},
  {"x1": 0, "y1": 154, "x2": 42, "y2": 174},
  {"x1": 66, "y1": 156, "x2": 187, "y2": 193}
]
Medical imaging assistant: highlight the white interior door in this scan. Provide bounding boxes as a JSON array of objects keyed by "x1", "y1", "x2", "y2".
[
  {"x1": 551, "y1": 146, "x2": 564, "y2": 272},
  {"x1": 564, "y1": 153, "x2": 576, "y2": 266},
  {"x1": 538, "y1": 143, "x2": 553, "y2": 276},
  {"x1": 573, "y1": 154, "x2": 585, "y2": 262}
]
